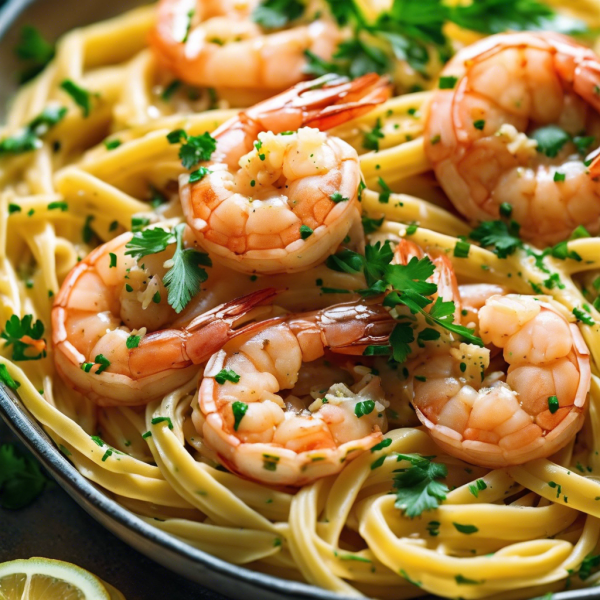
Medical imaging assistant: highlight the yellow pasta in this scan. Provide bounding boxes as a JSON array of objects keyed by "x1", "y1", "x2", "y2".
[{"x1": 3, "y1": 1, "x2": 600, "y2": 598}]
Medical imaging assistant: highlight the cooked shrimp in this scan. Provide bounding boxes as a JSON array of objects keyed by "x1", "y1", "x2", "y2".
[
  {"x1": 149, "y1": 0, "x2": 341, "y2": 90},
  {"x1": 52, "y1": 231, "x2": 278, "y2": 406},
  {"x1": 425, "y1": 32, "x2": 600, "y2": 246},
  {"x1": 195, "y1": 299, "x2": 396, "y2": 485},
  {"x1": 180, "y1": 73, "x2": 392, "y2": 275},
  {"x1": 407, "y1": 294, "x2": 591, "y2": 468}
]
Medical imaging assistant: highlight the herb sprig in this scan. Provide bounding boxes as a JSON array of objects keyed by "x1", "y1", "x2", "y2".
[{"x1": 125, "y1": 224, "x2": 211, "y2": 313}]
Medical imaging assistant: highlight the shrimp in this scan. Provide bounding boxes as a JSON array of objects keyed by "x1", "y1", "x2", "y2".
[
  {"x1": 180, "y1": 73, "x2": 392, "y2": 275},
  {"x1": 195, "y1": 299, "x2": 396, "y2": 485},
  {"x1": 425, "y1": 32, "x2": 600, "y2": 246},
  {"x1": 407, "y1": 294, "x2": 591, "y2": 468},
  {"x1": 52, "y1": 231, "x2": 278, "y2": 407},
  {"x1": 149, "y1": 0, "x2": 341, "y2": 91}
]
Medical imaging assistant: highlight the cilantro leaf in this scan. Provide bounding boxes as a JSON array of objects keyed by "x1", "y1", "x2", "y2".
[
  {"x1": 1, "y1": 314, "x2": 46, "y2": 361},
  {"x1": 60, "y1": 80, "x2": 93, "y2": 117},
  {"x1": 163, "y1": 223, "x2": 211, "y2": 313},
  {"x1": 394, "y1": 454, "x2": 449, "y2": 518},
  {"x1": 252, "y1": 0, "x2": 304, "y2": 29},
  {"x1": 469, "y1": 219, "x2": 522, "y2": 258},
  {"x1": 0, "y1": 444, "x2": 49, "y2": 509}
]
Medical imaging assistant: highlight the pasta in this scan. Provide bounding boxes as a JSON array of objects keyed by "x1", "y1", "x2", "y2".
[{"x1": 3, "y1": 1, "x2": 600, "y2": 598}]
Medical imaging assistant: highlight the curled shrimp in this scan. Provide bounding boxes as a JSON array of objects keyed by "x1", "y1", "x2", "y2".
[
  {"x1": 407, "y1": 294, "x2": 590, "y2": 468},
  {"x1": 425, "y1": 32, "x2": 600, "y2": 246},
  {"x1": 180, "y1": 73, "x2": 392, "y2": 275},
  {"x1": 149, "y1": 0, "x2": 341, "y2": 90},
  {"x1": 52, "y1": 232, "x2": 277, "y2": 406},
  {"x1": 195, "y1": 299, "x2": 396, "y2": 486}
]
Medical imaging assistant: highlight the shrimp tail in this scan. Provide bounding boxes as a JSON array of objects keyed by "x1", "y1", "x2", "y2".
[
  {"x1": 244, "y1": 73, "x2": 392, "y2": 133},
  {"x1": 182, "y1": 287, "x2": 281, "y2": 362}
]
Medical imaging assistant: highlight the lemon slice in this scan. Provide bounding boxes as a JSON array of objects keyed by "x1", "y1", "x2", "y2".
[{"x1": 0, "y1": 557, "x2": 117, "y2": 600}]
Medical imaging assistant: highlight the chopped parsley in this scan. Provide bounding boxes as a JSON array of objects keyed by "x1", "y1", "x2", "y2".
[
  {"x1": 470, "y1": 219, "x2": 521, "y2": 258},
  {"x1": 468, "y1": 479, "x2": 487, "y2": 497},
  {"x1": 151, "y1": 416, "x2": 174, "y2": 429},
  {"x1": 215, "y1": 369, "x2": 241, "y2": 384},
  {"x1": 189, "y1": 166, "x2": 210, "y2": 183},
  {"x1": 59, "y1": 80, "x2": 93, "y2": 117},
  {"x1": 371, "y1": 438, "x2": 392, "y2": 452},
  {"x1": 377, "y1": 177, "x2": 391, "y2": 204},
  {"x1": 1, "y1": 315, "x2": 46, "y2": 361},
  {"x1": 167, "y1": 130, "x2": 217, "y2": 169},
  {"x1": 530, "y1": 125, "x2": 570, "y2": 158},
  {"x1": 453, "y1": 240, "x2": 470, "y2": 258},
  {"x1": 330, "y1": 192, "x2": 349, "y2": 203},
  {"x1": 455, "y1": 574, "x2": 484, "y2": 585},
  {"x1": 393, "y1": 454, "x2": 449, "y2": 518},
  {"x1": 453, "y1": 522, "x2": 479, "y2": 534},
  {"x1": 109, "y1": 253, "x2": 117, "y2": 269},
  {"x1": 300, "y1": 225, "x2": 313, "y2": 240},
  {"x1": 0, "y1": 106, "x2": 67, "y2": 157},
  {"x1": 354, "y1": 400, "x2": 375, "y2": 418},
  {"x1": 548, "y1": 395, "x2": 559, "y2": 414},
  {"x1": 126, "y1": 334, "x2": 140, "y2": 349},
  {"x1": 363, "y1": 118, "x2": 384, "y2": 152},
  {"x1": 573, "y1": 307, "x2": 594, "y2": 326},
  {"x1": 362, "y1": 215, "x2": 384, "y2": 235},
  {"x1": 438, "y1": 76, "x2": 458, "y2": 89},
  {"x1": 104, "y1": 139, "x2": 122, "y2": 150},
  {"x1": 232, "y1": 401, "x2": 248, "y2": 431}
]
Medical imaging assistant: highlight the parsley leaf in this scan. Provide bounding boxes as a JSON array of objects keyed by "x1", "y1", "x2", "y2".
[
  {"x1": 579, "y1": 554, "x2": 600, "y2": 581},
  {"x1": 167, "y1": 130, "x2": 217, "y2": 170},
  {"x1": 14, "y1": 26, "x2": 55, "y2": 83},
  {"x1": 394, "y1": 454, "x2": 449, "y2": 518},
  {"x1": 232, "y1": 401, "x2": 248, "y2": 430},
  {"x1": 469, "y1": 219, "x2": 522, "y2": 258},
  {"x1": 0, "y1": 444, "x2": 49, "y2": 509},
  {"x1": 125, "y1": 228, "x2": 174, "y2": 259},
  {"x1": 252, "y1": 0, "x2": 304, "y2": 29},
  {"x1": 163, "y1": 223, "x2": 211, "y2": 313},
  {"x1": 573, "y1": 307, "x2": 595, "y2": 326},
  {"x1": 390, "y1": 323, "x2": 414, "y2": 363},
  {"x1": 125, "y1": 225, "x2": 211, "y2": 313},
  {"x1": 1, "y1": 314, "x2": 46, "y2": 361}
]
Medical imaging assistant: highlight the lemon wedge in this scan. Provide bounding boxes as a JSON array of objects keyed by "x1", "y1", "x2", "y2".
[{"x1": 0, "y1": 557, "x2": 123, "y2": 600}]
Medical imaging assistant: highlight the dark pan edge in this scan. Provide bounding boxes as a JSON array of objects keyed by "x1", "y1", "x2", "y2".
[{"x1": 0, "y1": 384, "x2": 357, "y2": 600}]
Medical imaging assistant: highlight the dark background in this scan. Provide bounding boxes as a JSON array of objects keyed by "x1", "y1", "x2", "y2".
[{"x1": 0, "y1": 421, "x2": 227, "y2": 599}]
